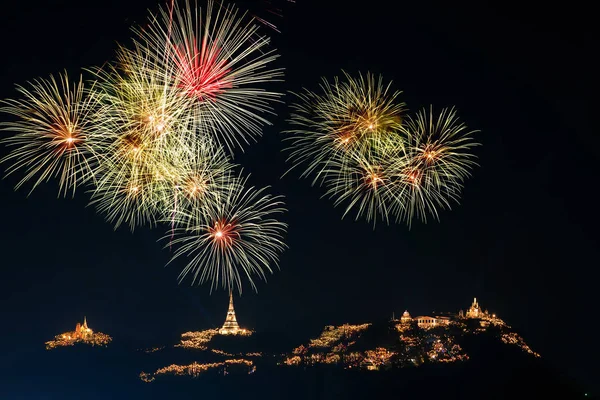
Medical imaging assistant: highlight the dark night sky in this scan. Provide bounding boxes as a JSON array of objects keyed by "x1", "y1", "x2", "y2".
[{"x1": 0, "y1": 0, "x2": 597, "y2": 394}]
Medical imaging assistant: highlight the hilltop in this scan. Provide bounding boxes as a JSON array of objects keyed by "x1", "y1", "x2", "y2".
[{"x1": 29, "y1": 297, "x2": 585, "y2": 399}]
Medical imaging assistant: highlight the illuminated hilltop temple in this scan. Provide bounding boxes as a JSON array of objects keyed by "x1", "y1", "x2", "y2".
[
  {"x1": 394, "y1": 297, "x2": 505, "y2": 330},
  {"x1": 465, "y1": 297, "x2": 487, "y2": 319},
  {"x1": 45, "y1": 317, "x2": 112, "y2": 350},
  {"x1": 74, "y1": 317, "x2": 93, "y2": 339},
  {"x1": 218, "y1": 293, "x2": 251, "y2": 336},
  {"x1": 462, "y1": 297, "x2": 505, "y2": 327}
]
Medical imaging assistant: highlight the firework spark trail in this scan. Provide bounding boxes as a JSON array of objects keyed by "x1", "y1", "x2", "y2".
[
  {"x1": 170, "y1": 187, "x2": 178, "y2": 249},
  {"x1": 244, "y1": 0, "x2": 296, "y2": 33}
]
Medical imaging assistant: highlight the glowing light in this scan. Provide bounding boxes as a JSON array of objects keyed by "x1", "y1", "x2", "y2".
[
  {"x1": 407, "y1": 171, "x2": 421, "y2": 185},
  {"x1": 141, "y1": 359, "x2": 255, "y2": 382},
  {"x1": 209, "y1": 219, "x2": 237, "y2": 248},
  {"x1": 367, "y1": 173, "x2": 383, "y2": 188}
]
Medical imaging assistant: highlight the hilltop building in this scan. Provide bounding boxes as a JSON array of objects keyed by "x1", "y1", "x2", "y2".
[
  {"x1": 219, "y1": 293, "x2": 251, "y2": 336},
  {"x1": 395, "y1": 298, "x2": 504, "y2": 330},
  {"x1": 463, "y1": 297, "x2": 505, "y2": 326},
  {"x1": 466, "y1": 297, "x2": 492, "y2": 319},
  {"x1": 73, "y1": 317, "x2": 93, "y2": 339},
  {"x1": 400, "y1": 310, "x2": 412, "y2": 324},
  {"x1": 415, "y1": 316, "x2": 451, "y2": 329},
  {"x1": 46, "y1": 316, "x2": 112, "y2": 350}
]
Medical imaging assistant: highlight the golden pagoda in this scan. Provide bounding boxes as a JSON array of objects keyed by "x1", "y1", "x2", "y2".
[
  {"x1": 466, "y1": 297, "x2": 489, "y2": 319},
  {"x1": 74, "y1": 316, "x2": 93, "y2": 339},
  {"x1": 218, "y1": 292, "x2": 250, "y2": 335},
  {"x1": 46, "y1": 316, "x2": 112, "y2": 350}
]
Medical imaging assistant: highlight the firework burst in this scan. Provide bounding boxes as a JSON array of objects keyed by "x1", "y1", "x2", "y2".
[
  {"x1": 132, "y1": 0, "x2": 283, "y2": 153},
  {"x1": 284, "y1": 72, "x2": 409, "y2": 224},
  {"x1": 324, "y1": 143, "x2": 405, "y2": 224},
  {"x1": 0, "y1": 72, "x2": 100, "y2": 196},
  {"x1": 159, "y1": 137, "x2": 238, "y2": 232},
  {"x1": 84, "y1": 48, "x2": 189, "y2": 230},
  {"x1": 167, "y1": 175, "x2": 287, "y2": 294},
  {"x1": 284, "y1": 72, "x2": 479, "y2": 226},
  {"x1": 91, "y1": 156, "x2": 162, "y2": 230},
  {"x1": 0, "y1": 0, "x2": 297, "y2": 293},
  {"x1": 89, "y1": 46, "x2": 195, "y2": 155},
  {"x1": 284, "y1": 72, "x2": 406, "y2": 186},
  {"x1": 391, "y1": 107, "x2": 479, "y2": 225}
]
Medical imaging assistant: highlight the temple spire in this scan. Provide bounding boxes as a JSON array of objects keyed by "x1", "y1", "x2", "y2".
[
  {"x1": 466, "y1": 297, "x2": 482, "y2": 318},
  {"x1": 219, "y1": 291, "x2": 241, "y2": 335}
]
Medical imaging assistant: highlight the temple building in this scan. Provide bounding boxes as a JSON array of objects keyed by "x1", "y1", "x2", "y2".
[
  {"x1": 392, "y1": 297, "x2": 504, "y2": 332},
  {"x1": 462, "y1": 297, "x2": 505, "y2": 326},
  {"x1": 74, "y1": 317, "x2": 93, "y2": 339},
  {"x1": 465, "y1": 297, "x2": 490, "y2": 319},
  {"x1": 400, "y1": 310, "x2": 412, "y2": 324},
  {"x1": 415, "y1": 316, "x2": 450, "y2": 329},
  {"x1": 218, "y1": 293, "x2": 250, "y2": 336},
  {"x1": 46, "y1": 316, "x2": 112, "y2": 350}
]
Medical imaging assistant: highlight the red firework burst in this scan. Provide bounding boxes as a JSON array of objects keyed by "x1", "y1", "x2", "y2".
[
  {"x1": 208, "y1": 218, "x2": 240, "y2": 250},
  {"x1": 173, "y1": 38, "x2": 232, "y2": 100}
]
